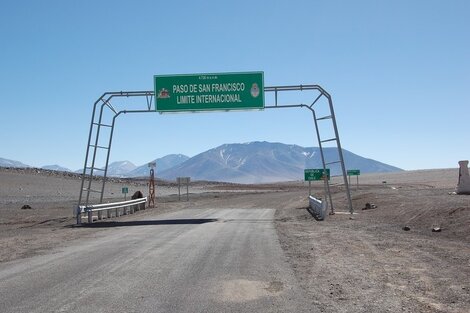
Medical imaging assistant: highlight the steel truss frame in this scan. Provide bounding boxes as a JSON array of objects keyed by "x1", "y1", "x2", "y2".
[{"x1": 77, "y1": 85, "x2": 353, "y2": 223}]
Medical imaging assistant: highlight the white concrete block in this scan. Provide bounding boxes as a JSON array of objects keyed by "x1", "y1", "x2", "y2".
[{"x1": 456, "y1": 160, "x2": 470, "y2": 194}]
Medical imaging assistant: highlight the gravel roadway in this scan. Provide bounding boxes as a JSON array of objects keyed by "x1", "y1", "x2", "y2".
[{"x1": 0, "y1": 207, "x2": 313, "y2": 313}]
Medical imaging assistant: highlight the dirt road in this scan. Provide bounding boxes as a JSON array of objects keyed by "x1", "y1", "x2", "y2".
[{"x1": 0, "y1": 207, "x2": 314, "y2": 313}]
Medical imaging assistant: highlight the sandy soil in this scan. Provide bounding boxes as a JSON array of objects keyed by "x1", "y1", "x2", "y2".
[
  {"x1": 276, "y1": 169, "x2": 470, "y2": 313},
  {"x1": 0, "y1": 167, "x2": 469, "y2": 312}
]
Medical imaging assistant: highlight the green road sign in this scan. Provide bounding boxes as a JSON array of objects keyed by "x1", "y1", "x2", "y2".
[
  {"x1": 347, "y1": 170, "x2": 361, "y2": 176},
  {"x1": 122, "y1": 187, "x2": 128, "y2": 194},
  {"x1": 304, "y1": 168, "x2": 330, "y2": 181},
  {"x1": 154, "y1": 72, "x2": 264, "y2": 112},
  {"x1": 177, "y1": 177, "x2": 191, "y2": 184}
]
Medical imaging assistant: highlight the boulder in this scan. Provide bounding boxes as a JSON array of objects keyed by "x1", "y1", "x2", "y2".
[
  {"x1": 131, "y1": 191, "x2": 143, "y2": 199},
  {"x1": 362, "y1": 203, "x2": 377, "y2": 210},
  {"x1": 131, "y1": 190, "x2": 145, "y2": 210}
]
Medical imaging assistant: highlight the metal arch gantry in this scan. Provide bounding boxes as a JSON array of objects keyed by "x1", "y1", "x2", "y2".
[{"x1": 77, "y1": 85, "x2": 353, "y2": 223}]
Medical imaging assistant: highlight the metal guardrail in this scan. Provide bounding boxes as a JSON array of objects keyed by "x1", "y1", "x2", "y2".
[
  {"x1": 76, "y1": 197, "x2": 147, "y2": 224},
  {"x1": 308, "y1": 195, "x2": 327, "y2": 220}
]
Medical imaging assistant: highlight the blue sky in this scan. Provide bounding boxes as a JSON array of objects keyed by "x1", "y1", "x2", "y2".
[{"x1": 0, "y1": 0, "x2": 468, "y2": 171}]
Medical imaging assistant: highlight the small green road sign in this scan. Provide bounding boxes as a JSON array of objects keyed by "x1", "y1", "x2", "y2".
[
  {"x1": 304, "y1": 168, "x2": 330, "y2": 181},
  {"x1": 154, "y1": 72, "x2": 264, "y2": 113},
  {"x1": 347, "y1": 170, "x2": 361, "y2": 176},
  {"x1": 348, "y1": 169, "x2": 361, "y2": 190},
  {"x1": 122, "y1": 187, "x2": 129, "y2": 194}
]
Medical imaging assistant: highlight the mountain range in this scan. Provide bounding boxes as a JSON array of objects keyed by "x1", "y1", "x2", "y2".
[
  {"x1": 158, "y1": 142, "x2": 401, "y2": 183},
  {"x1": 127, "y1": 154, "x2": 190, "y2": 177},
  {"x1": 0, "y1": 157, "x2": 30, "y2": 168},
  {"x1": 41, "y1": 164, "x2": 72, "y2": 172},
  {"x1": 0, "y1": 141, "x2": 402, "y2": 183}
]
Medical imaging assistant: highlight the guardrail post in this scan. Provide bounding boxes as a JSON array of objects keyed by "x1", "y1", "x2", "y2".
[
  {"x1": 107, "y1": 209, "x2": 111, "y2": 219},
  {"x1": 76, "y1": 207, "x2": 82, "y2": 225},
  {"x1": 88, "y1": 211, "x2": 93, "y2": 223},
  {"x1": 98, "y1": 211, "x2": 102, "y2": 220},
  {"x1": 130, "y1": 205, "x2": 134, "y2": 214}
]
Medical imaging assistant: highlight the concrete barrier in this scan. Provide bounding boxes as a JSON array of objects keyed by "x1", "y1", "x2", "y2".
[{"x1": 308, "y1": 195, "x2": 327, "y2": 220}]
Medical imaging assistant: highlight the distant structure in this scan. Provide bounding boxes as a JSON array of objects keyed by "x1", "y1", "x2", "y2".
[{"x1": 456, "y1": 160, "x2": 470, "y2": 194}]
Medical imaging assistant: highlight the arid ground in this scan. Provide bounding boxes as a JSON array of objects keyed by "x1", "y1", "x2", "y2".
[{"x1": 0, "y1": 167, "x2": 469, "y2": 312}]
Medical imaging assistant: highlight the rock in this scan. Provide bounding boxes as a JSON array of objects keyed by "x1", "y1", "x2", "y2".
[
  {"x1": 131, "y1": 190, "x2": 143, "y2": 199},
  {"x1": 432, "y1": 227, "x2": 442, "y2": 232},
  {"x1": 21, "y1": 205, "x2": 32, "y2": 210},
  {"x1": 402, "y1": 226, "x2": 411, "y2": 231},
  {"x1": 362, "y1": 203, "x2": 377, "y2": 210}
]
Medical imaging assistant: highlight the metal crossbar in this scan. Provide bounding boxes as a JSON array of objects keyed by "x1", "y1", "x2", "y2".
[
  {"x1": 320, "y1": 138, "x2": 337, "y2": 144},
  {"x1": 316, "y1": 115, "x2": 332, "y2": 121},
  {"x1": 92, "y1": 123, "x2": 112, "y2": 128},
  {"x1": 89, "y1": 145, "x2": 109, "y2": 150},
  {"x1": 325, "y1": 161, "x2": 341, "y2": 166},
  {"x1": 82, "y1": 188, "x2": 103, "y2": 193}
]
